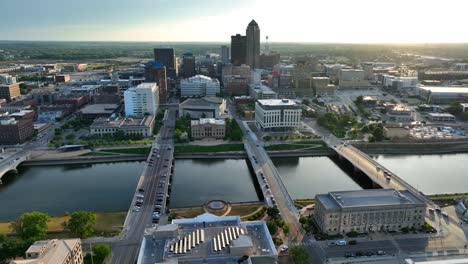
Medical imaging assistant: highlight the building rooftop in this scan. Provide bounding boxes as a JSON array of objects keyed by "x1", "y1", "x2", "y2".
[
  {"x1": 191, "y1": 118, "x2": 225, "y2": 126},
  {"x1": 428, "y1": 113, "x2": 455, "y2": 117},
  {"x1": 257, "y1": 99, "x2": 297, "y2": 107},
  {"x1": 90, "y1": 115, "x2": 154, "y2": 128},
  {"x1": 80, "y1": 104, "x2": 119, "y2": 115},
  {"x1": 418, "y1": 85, "x2": 468, "y2": 94},
  {"x1": 136, "y1": 82, "x2": 157, "y2": 89},
  {"x1": 137, "y1": 213, "x2": 277, "y2": 264},
  {"x1": 11, "y1": 239, "x2": 81, "y2": 264},
  {"x1": 9, "y1": 110, "x2": 35, "y2": 117},
  {"x1": 180, "y1": 97, "x2": 225, "y2": 107},
  {"x1": 316, "y1": 189, "x2": 426, "y2": 210},
  {"x1": 182, "y1": 75, "x2": 219, "y2": 83}
]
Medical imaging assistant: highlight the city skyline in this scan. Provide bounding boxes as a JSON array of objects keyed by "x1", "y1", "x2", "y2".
[{"x1": 3, "y1": 0, "x2": 468, "y2": 43}]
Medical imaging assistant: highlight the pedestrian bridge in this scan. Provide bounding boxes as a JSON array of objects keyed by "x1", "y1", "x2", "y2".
[{"x1": 332, "y1": 144, "x2": 436, "y2": 207}]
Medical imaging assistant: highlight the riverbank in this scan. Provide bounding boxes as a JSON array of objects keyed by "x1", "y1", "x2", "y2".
[
  {"x1": 354, "y1": 140, "x2": 468, "y2": 155},
  {"x1": 0, "y1": 211, "x2": 126, "y2": 237}
]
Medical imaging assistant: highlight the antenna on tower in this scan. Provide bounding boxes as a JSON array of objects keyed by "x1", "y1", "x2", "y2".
[{"x1": 265, "y1": 36, "x2": 270, "y2": 55}]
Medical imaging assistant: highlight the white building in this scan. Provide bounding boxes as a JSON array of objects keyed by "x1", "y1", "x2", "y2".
[
  {"x1": 338, "y1": 69, "x2": 369, "y2": 89},
  {"x1": 11, "y1": 239, "x2": 83, "y2": 264},
  {"x1": 180, "y1": 75, "x2": 220, "y2": 97},
  {"x1": 0, "y1": 74, "x2": 17, "y2": 85},
  {"x1": 90, "y1": 116, "x2": 155, "y2": 138},
  {"x1": 314, "y1": 189, "x2": 426, "y2": 235},
  {"x1": 249, "y1": 84, "x2": 277, "y2": 100},
  {"x1": 383, "y1": 75, "x2": 418, "y2": 89},
  {"x1": 124, "y1": 82, "x2": 159, "y2": 117},
  {"x1": 427, "y1": 113, "x2": 456, "y2": 122},
  {"x1": 255, "y1": 99, "x2": 302, "y2": 130}
]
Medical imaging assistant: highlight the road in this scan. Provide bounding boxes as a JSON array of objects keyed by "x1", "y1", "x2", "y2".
[{"x1": 109, "y1": 108, "x2": 176, "y2": 264}]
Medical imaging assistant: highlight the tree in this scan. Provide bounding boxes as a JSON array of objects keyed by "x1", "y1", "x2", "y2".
[
  {"x1": 354, "y1": 95, "x2": 364, "y2": 105},
  {"x1": 0, "y1": 238, "x2": 25, "y2": 262},
  {"x1": 66, "y1": 211, "x2": 97, "y2": 239},
  {"x1": 93, "y1": 244, "x2": 111, "y2": 260},
  {"x1": 266, "y1": 221, "x2": 278, "y2": 235},
  {"x1": 299, "y1": 216, "x2": 307, "y2": 225},
  {"x1": 10, "y1": 211, "x2": 49, "y2": 241},
  {"x1": 372, "y1": 126, "x2": 384, "y2": 141},
  {"x1": 289, "y1": 246, "x2": 312, "y2": 264},
  {"x1": 0, "y1": 233, "x2": 6, "y2": 243},
  {"x1": 65, "y1": 134, "x2": 76, "y2": 140},
  {"x1": 266, "y1": 207, "x2": 279, "y2": 219},
  {"x1": 282, "y1": 224, "x2": 290, "y2": 234}
]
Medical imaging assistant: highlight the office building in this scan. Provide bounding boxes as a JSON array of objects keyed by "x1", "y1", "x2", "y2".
[
  {"x1": 55, "y1": 74, "x2": 71, "y2": 83},
  {"x1": 180, "y1": 75, "x2": 220, "y2": 97},
  {"x1": 259, "y1": 53, "x2": 280, "y2": 70},
  {"x1": 11, "y1": 239, "x2": 83, "y2": 264},
  {"x1": 145, "y1": 62, "x2": 168, "y2": 104},
  {"x1": 0, "y1": 118, "x2": 35, "y2": 145},
  {"x1": 191, "y1": 118, "x2": 226, "y2": 139},
  {"x1": 90, "y1": 116, "x2": 155, "y2": 138},
  {"x1": 154, "y1": 48, "x2": 177, "y2": 79},
  {"x1": 419, "y1": 70, "x2": 468, "y2": 81},
  {"x1": 0, "y1": 83, "x2": 21, "y2": 101},
  {"x1": 417, "y1": 86, "x2": 468, "y2": 103},
  {"x1": 137, "y1": 213, "x2": 277, "y2": 264},
  {"x1": 225, "y1": 76, "x2": 250, "y2": 96},
  {"x1": 385, "y1": 104, "x2": 414, "y2": 122},
  {"x1": 338, "y1": 69, "x2": 369, "y2": 89},
  {"x1": 427, "y1": 113, "x2": 456, "y2": 122},
  {"x1": 179, "y1": 97, "x2": 226, "y2": 119},
  {"x1": 249, "y1": 84, "x2": 277, "y2": 100},
  {"x1": 79, "y1": 104, "x2": 120, "y2": 120},
  {"x1": 231, "y1": 34, "x2": 247, "y2": 66},
  {"x1": 255, "y1": 99, "x2": 301, "y2": 130},
  {"x1": 314, "y1": 189, "x2": 426, "y2": 235},
  {"x1": 9, "y1": 110, "x2": 36, "y2": 121},
  {"x1": 182, "y1": 53, "x2": 196, "y2": 78},
  {"x1": 221, "y1": 45, "x2": 230, "y2": 64},
  {"x1": 222, "y1": 64, "x2": 251, "y2": 84},
  {"x1": 312, "y1": 77, "x2": 335, "y2": 96},
  {"x1": 124, "y1": 83, "x2": 159, "y2": 117},
  {"x1": 246, "y1": 20, "x2": 260, "y2": 69},
  {"x1": 0, "y1": 73, "x2": 17, "y2": 85}
]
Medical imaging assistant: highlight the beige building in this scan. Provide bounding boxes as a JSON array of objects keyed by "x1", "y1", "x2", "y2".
[
  {"x1": 0, "y1": 83, "x2": 21, "y2": 101},
  {"x1": 90, "y1": 115, "x2": 155, "y2": 138},
  {"x1": 385, "y1": 104, "x2": 414, "y2": 122},
  {"x1": 338, "y1": 69, "x2": 369, "y2": 89},
  {"x1": 11, "y1": 239, "x2": 83, "y2": 264},
  {"x1": 314, "y1": 189, "x2": 426, "y2": 235},
  {"x1": 384, "y1": 126, "x2": 411, "y2": 139},
  {"x1": 312, "y1": 77, "x2": 335, "y2": 96},
  {"x1": 191, "y1": 118, "x2": 225, "y2": 139}
]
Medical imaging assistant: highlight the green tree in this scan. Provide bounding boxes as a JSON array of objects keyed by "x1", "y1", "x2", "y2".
[
  {"x1": 299, "y1": 216, "x2": 307, "y2": 225},
  {"x1": 354, "y1": 95, "x2": 364, "y2": 105},
  {"x1": 282, "y1": 224, "x2": 290, "y2": 234},
  {"x1": 0, "y1": 238, "x2": 25, "y2": 262},
  {"x1": 0, "y1": 233, "x2": 6, "y2": 243},
  {"x1": 289, "y1": 246, "x2": 312, "y2": 264},
  {"x1": 266, "y1": 221, "x2": 278, "y2": 235},
  {"x1": 266, "y1": 207, "x2": 279, "y2": 218},
  {"x1": 93, "y1": 244, "x2": 111, "y2": 260},
  {"x1": 372, "y1": 126, "x2": 384, "y2": 141},
  {"x1": 10, "y1": 211, "x2": 49, "y2": 241},
  {"x1": 66, "y1": 211, "x2": 97, "y2": 238},
  {"x1": 65, "y1": 134, "x2": 76, "y2": 140}
]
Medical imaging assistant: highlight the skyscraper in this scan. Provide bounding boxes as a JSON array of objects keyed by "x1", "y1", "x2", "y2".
[
  {"x1": 124, "y1": 83, "x2": 159, "y2": 117},
  {"x1": 246, "y1": 19, "x2": 260, "y2": 69},
  {"x1": 154, "y1": 48, "x2": 177, "y2": 79},
  {"x1": 144, "y1": 61, "x2": 168, "y2": 104},
  {"x1": 182, "y1": 53, "x2": 196, "y2": 78},
  {"x1": 230, "y1": 34, "x2": 247, "y2": 66},
  {"x1": 221, "y1": 45, "x2": 230, "y2": 64}
]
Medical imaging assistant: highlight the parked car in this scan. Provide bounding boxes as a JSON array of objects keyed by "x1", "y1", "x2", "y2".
[
  {"x1": 348, "y1": 240, "x2": 357, "y2": 245},
  {"x1": 336, "y1": 240, "x2": 347, "y2": 246}
]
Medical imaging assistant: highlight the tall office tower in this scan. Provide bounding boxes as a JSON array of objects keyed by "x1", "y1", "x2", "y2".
[
  {"x1": 246, "y1": 19, "x2": 260, "y2": 69},
  {"x1": 182, "y1": 53, "x2": 196, "y2": 78},
  {"x1": 154, "y1": 48, "x2": 177, "y2": 79},
  {"x1": 221, "y1": 45, "x2": 230, "y2": 64},
  {"x1": 230, "y1": 34, "x2": 247, "y2": 66},
  {"x1": 144, "y1": 61, "x2": 168, "y2": 104},
  {"x1": 124, "y1": 83, "x2": 159, "y2": 117}
]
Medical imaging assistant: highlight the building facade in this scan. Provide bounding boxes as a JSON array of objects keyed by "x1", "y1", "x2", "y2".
[
  {"x1": 191, "y1": 118, "x2": 226, "y2": 139},
  {"x1": 11, "y1": 239, "x2": 83, "y2": 264},
  {"x1": 255, "y1": 99, "x2": 301, "y2": 130},
  {"x1": 90, "y1": 116, "x2": 155, "y2": 138},
  {"x1": 180, "y1": 75, "x2": 220, "y2": 97},
  {"x1": 314, "y1": 189, "x2": 426, "y2": 235},
  {"x1": 0, "y1": 83, "x2": 21, "y2": 101},
  {"x1": 231, "y1": 34, "x2": 247, "y2": 66},
  {"x1": 338, "y1": 69, "x2": 369, "y2": 89},
  {"x1": 154, "y1": 48, "x2": 177, "y2": 79},
  {"x1": 0, "y1": 118, "x2": 34, "y2": 144},
  {"x1": 145, "y1": 62, "x2": 168, "y2": 104},
  {"x1": 124, "y1": 83, "x2": 159, "y2": 117},
  {"x1": 182, "y1": 53, "x2": 196, "y2": 78},
  {"x1": 221, "y1": 45, "x2": 230, "y2": 64},
  {"x1": 246, "y1": 20, "x2": 260, "y2": 69},
  {"x1": 179, "y1": 97, "x2": 226, "y2": 119},
  {"x1": 249, "y1": 84, "x2": 277, "y2": 100}
]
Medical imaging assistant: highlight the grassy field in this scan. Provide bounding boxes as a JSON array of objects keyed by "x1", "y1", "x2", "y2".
[
  {"x1": 265, "y1": 141, "x2": 327, "y2": 151},
  {"x1": 175, "y1": 144, "x2": 244, "y2": 153},
  {"x1": 294, "y1": 199, "x2": 315, "y2": 208},
  {"x1": 102, "y1": 147, "x2": 151, "y2": 155},
  {"x1": 428, "y1": 193, "x2": 468, "y2": 200},
  {"x1": 170, "y1": 207, "x2": 205, "y2": 219},
  {"x1": 0, "y1": 211, "x2": 126, "y2": 235},
  {"x1": 228, "y1": 204, "x2": 263, "y2": 217}
]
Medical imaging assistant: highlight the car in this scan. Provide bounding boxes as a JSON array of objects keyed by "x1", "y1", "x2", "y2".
[
  {"x1": 348, "y1": 240, "x2": 357, "y2": 245},
  {"x1": 138, "y1": 188, "x2": 145, "y2": 192},
  {"x1": 327, "y1": 241, "x2": 337, "y2": 246},
  {"x1": 336, "y1": 240, "x2": 347, "y2": 246},
  {"x1": 157, "y1": 155, "x2": 161, "y2": 158},
  {"x1": 428, "y1": 208, "x2": 435, "y2": 213},
  {"x1": 366, "y1": 251, "x2": 374, "y2": 256},
  {"x1": 355, "y1": 251, "x2": 364, "y2": 257},
  {"x1": 377, "y1": 250, "x2": 386, "y2": 255},
  {"x1": 442, "y1": 212, "x2": 449, "y2": 217},
  {"x1": 136, "y1": 199, "x2": 143, "y2": 203},
  {"x1": 344, "y1": 253, "x2": 355, "y2": 258},
  {"x1": 435, "y1": 208, "x2": 442, "y2": 213},
  {"x1": 157, "y1": 198, "x2": 163, "y2": 202},
  {"x1": 136, "y1": 194, "x2": 144, "y2": 198},
  {"x1": 163, "y1": 165, "x2": 168, "y2": 167},
  {"x1": 167, "y1": 147, "x2": 171, "y2": 150},
  {"x1": 279, "y1": 245, "x2": 288, "y2": 252}
]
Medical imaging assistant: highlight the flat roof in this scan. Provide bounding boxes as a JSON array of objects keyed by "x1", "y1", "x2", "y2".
[
  {"x1": 418, "y1": 86, "x2": 468, "y2": 94},
  {"x1": 80, "y1": 104, "x2": 119, "y2": 114},
  {"x1": 316, "y1": 189, "x2": 426, "y2": 210},
  {"x1": 257, "y1": 99, "x2": 297, "y2": 107},
  {"x1": 428, "y1": 113, "x2": 455, "y2": 117},
  {"x1": 191, "y1": 118, "x2": 225, "y2": 126}
]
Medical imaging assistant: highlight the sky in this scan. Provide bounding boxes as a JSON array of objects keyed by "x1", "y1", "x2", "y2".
[{"x1": 2, "y1": 0, "x2": 468, "y2": 43}]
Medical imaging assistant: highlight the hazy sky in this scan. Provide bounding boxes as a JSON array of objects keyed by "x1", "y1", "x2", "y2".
[{"x1": 2, "y1": 0, "x2": 468, "y2": 43}]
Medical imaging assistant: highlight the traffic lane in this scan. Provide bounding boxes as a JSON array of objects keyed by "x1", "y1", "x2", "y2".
[
  {"x1": 323, "y1": 240, "x2": 397, "y2": 258},
  {"x1": 394, "y1": 237, "x2": 431, "y2": 252}
]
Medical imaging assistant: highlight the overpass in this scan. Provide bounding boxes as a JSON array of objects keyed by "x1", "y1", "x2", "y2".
[{"x1": 0, "y1": 152, "x2": 29, "y2": 184}]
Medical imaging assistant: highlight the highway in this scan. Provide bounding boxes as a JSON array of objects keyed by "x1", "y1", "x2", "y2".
[{"x1": 109, "y1": 108, "x2": 176, "y2": 264}]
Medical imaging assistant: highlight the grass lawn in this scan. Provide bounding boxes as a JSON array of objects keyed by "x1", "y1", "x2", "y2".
[
  {"x1": 79, "y1": 151, "x2": 118, "y2": 156},
  {"x1": 103, "y1": 147, "x2": 151, "y2": 155},
  {"x1": 0, "y1": 211, "x2": 126, "y2": 235},
  {"x1": 294, "y1": 199, "x2": 315, "y2": 207},
  {"x1": 175, "y1": 144, "x2": 244, "y2": 153},
  {"x1": 429, "y1": 193, "x2": 468, "y2": 200},
  {"x1": 265, "y1": 141, "x2": 327, "y2": 151},
  {"x1": 170, "y1": 207, "x2": 205, "y2": 219},
  {"x1": 228, "y1": 204, "x2": 263, "y2": 217}
]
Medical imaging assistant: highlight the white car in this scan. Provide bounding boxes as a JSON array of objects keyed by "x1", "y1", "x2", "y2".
[
  {"x1": 132, "y1": 207, "x2": 140, "y2": 212},
  {"x1": 280, "y1": 245, "x2": 288, "y2": 252},
  {"x1": 136, "y1": 194, "x2": 144, "y2": 198},
  {"x1": 336, "y1": 240, "x2": 347, "y2": 246}
]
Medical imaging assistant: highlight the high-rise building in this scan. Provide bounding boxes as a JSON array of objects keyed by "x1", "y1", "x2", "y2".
[
  {"x1": 246, "y1": 20, "x2": 260, "y2": 69},
  {"x1": 0, "y1": 83, "x2": 21, "y2": 101},
  {"x1": 180, "y1": 75, "x2": 220, "y2": 97},
  {"x1": 145, "y1": 62, "x2": 168, "y2": 104},
  {"x1": 230, "y1": 34, "x2": 247, "y2": 66},
  {"x1": 182, "y1": 53, "x2": 196, "y2": 78},
  {"x1": 124, "y1": 83, "x2": 159, "y2": 117},
  {"x1": 221, "y1": 45, "x2": 230, "y2": 64},
  {"x1": 154, "y1": 48, "x2": 177, "y2": 79}
]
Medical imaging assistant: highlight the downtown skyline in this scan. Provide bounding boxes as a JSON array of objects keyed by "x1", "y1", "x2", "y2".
[{"x1": 2, "y1": 0, "x2": 468, "y2": 43}]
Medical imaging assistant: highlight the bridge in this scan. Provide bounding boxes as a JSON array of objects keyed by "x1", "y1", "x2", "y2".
[{"x1": 0, "y1": 151, "x2": 29, "y2": 184}]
